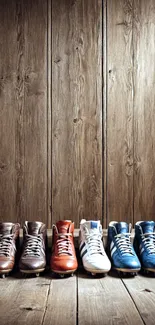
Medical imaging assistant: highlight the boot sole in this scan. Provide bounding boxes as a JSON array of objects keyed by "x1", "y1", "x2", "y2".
[
  {"x1": 143, "y1": 267, "x2": 155, "y2": 273},
  {"x1": 20, "y1": 268, "x2": 45, "y2": 274},
  {"x1": 51, "y1": 269, "x2": 77, "y2": 274},
  {"x1": 0, "y1": 269, "x2": 12, "y2": 274},
  {"x1": 114, "y1": 267, "x2": 141, "y2": 273},
  {"x1": 84, "y1": 266, "x2": 110, "y2": 274}
]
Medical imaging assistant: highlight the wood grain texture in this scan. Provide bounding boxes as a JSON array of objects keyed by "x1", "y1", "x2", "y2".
[
  {"x1": 15, "y1": 0, "x2": 25, "y2": 223},
  {"x1": 133, "y1": 0, "x2": 155, "y2": 222},
  {"x1": 78, "y1": 274, "x2": 143, "y2": 325},
  {"x1": 43, "y1": 276, "x2": 76, "y2": 325},
  {"x1": 107, "y1": 0, "x2": 134, "y2": 224},
  {"x1": 0, "y1": 0, "x2": 17, "y2": 221},
  {"x1": 0, "y1": 276, "x2": 50, "y2": 325},
  {"x1": 2, "y1": 273, "x2": 155, "y2": 325},
  {"x1": 23, "y1": 0, "x2": 48, "y2": 223},
  {"x1": 0, "y1": 0, "x2": 48, "y2": 225},
  {"x1": 1, "y1": 0, "x2": 155, "y2": 227},
  {"x1": 52, "y1": 0, "x2": 102, "y2": 226},
  {"x1": 123, "y1": 275, "x2": 155, "y2": 325}
]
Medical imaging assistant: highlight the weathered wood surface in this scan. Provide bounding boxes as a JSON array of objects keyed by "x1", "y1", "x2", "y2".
[
  {"x1": 52, "y1": 0, "x2": 102, "y2": 227},
  {"x1": 0, "y1": 0, "x2": 48, "y2": 226},
  {"x1": 133, "y1": 0, "x2": 155, "y2": 222},
  {"x1": 1, "y1": 0, "x2": 155, "y2": 226},
  {"x1": 1, "y1": 273, "x2": 154, "y2": 325},
  {"x1": 78, "y1": 273, "x2": 143, "y2": 325},
  {"x1": 0, "y1": 275, "x2": 50, "y2": 325},
  {"x1": 123, "y1": 274, "x2": 155, "y2": 325},
  {"x1": 106, "y1": 0, "x2": 134, "y2": 225},
  {"x1": 23, "y1": 0, "x2": 48, "y2": 224},
  {"x1": 0, "y1": 0, "x2": 17, "y2": 221},
  {"x1": 43, "y1": 275, "x2": 77, "y2": 325}
]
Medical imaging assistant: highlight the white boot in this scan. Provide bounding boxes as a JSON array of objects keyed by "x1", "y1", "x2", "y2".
[{"x1": 79, "y1": 219, "x2": 111, "y2": 274}]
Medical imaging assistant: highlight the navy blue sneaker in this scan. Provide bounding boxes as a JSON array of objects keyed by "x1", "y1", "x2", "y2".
[
  {"x1": 108, "y1": 221, "x2": 141, "y2": 273},
  {"x1": 134, "y1": 221, "x2": 155, "y2": 273}
]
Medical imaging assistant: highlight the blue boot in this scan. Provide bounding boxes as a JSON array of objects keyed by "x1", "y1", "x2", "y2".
[
  {"x1": 108, "y1": 221, "x2": 141, "y2": 274},
  {"x1": 134, "y1": 221, "x2": 155, "y2": 273}
]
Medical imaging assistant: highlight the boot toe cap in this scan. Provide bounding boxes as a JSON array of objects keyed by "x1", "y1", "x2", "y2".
[
  {"x1": 19, "y1": 257, "x2": 46, "y2": 271},
  {"x1": 51, "y1": 256, "x2": 78, "y2": 273},
  {"x1": 114, "y1": 255, "x2": 141, "y2": 270},
  {"x1": 84, "y1": 255, "x2": 111, "y2": 272},
  {"x1": 0, "y1": 257, "x2": 14, "y2": 271}
]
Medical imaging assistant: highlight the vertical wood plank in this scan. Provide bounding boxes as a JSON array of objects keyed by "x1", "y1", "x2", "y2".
[
  {"x1": 78, "y1": 274, "x2": 143, "y2": 325},
  {"x1": 0, "y1": 0, "x2": 17, "y2": 221},
  {"x1": 0, "y1": 276, "x2": 51, "y2": 325},
  {"x1": 52, "y1": 0, "x2": 102, "y2": 226},
  {"x1": 23, "y1": 0, "x2": 48, "y2": 223},
  {"x1": 107, "y1": 0, "x2": 134, "y2": 224},
  {"x1": 15, "y1": 0, "x2": 25, "y2": 223},
  {"x1": 133, "y1": 0, "x2": 155, "y2": 222},
  {"x1": 43, "y1": 276, "x2": 76, "y2": 325},
  {"x1": 123, "y1": 275, "x2": 155, "y2": 325}
]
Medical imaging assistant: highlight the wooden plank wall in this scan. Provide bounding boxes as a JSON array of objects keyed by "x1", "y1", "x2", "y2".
[
  {"x1": 133, "y1": 0, "x2": 155, "y2": 222},
  {"x1": 0, "y1": 0, "x2": 155, "y2": 227},
  {"x1": 0, "y1": 0, "x2": 49, "y2": 226},
  {"x1": 106, "y1": 0, "x2": 134, "y2": 226},
  {"x1": 52, "y1": 0, "x2": 102, "y2": 225}
]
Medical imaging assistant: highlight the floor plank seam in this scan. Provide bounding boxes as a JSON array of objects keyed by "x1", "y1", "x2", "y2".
[
  {"x1": 41, "y1": 280, "x2": 51, "y2": 325},
  {"x1": 121, "y1": 279, "x2": 146, "y2": 325}
]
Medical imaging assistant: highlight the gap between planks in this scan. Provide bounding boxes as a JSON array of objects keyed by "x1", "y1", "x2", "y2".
[{"x1": 1, "y1": 273, "x2": 155, "y2": 325}]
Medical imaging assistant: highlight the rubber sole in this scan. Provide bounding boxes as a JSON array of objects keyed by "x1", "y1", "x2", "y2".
[
  {"x1": 114, "y1": 267, "x2": 141, "y2": 273},
  {"x1": 84, "y1": 267, "x2": 110, "y2": 274},
  {"x1": 51, "y1": 269, "x2": 77, "y2": 275},
  {"x1": 143, "y1": 267, "x2": 155, "y2": 273},
  {"x1": 20, "y1": 268, "x2": 45, "y2": 274},
  {"x1": 0, "y1": 269, "x2": 12, "y2": 274}
]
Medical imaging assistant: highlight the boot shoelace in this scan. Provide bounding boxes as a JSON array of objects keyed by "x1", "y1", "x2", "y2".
[
  {"x1": 56, "y1": 233, "x2": 73, "y2": 256},
  {"x1": 141, "y1": 232, "x2": 155, "y2": 254},
  {"x1": 115, "y1": 233, "x2": 134, "y2": 255},
  {"x1": 0, "y1": 234, "x2": 15, "y2": 257},
  {"x1": 23, "y1": 234, "x2": 42, "y2": 257},
  {"x1": 85, "y1": 229, "x2": 104, "y2": 255}
]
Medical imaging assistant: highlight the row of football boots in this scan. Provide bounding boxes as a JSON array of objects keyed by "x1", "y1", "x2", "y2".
[
  {"x1": 81, "y1": 219, "x2": 155, "y2": 275},
  {"x1": 0, "y1": 220, "x2": 77, "y2": 278},
  {"x1": 0, "y1": 219, "x2": 155, "y2": 277}
]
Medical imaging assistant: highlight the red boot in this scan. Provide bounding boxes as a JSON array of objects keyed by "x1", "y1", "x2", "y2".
[{"x1": 50, "y1": 220, "x2": 78, "y2": 276}]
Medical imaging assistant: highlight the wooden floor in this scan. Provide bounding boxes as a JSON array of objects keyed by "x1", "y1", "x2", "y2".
[{"x1": 0, "y1": 269, "x2": 155, "y2": 325}]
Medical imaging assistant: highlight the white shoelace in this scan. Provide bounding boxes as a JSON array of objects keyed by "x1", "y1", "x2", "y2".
[
  {"x1": 0, "y1": 234, "x2": 14, "y2": 256},
  {"x1": 141, "y1": 232, "x2": 155, "y2": 254},
  {"x1": 85, "y1": 229, "x2": 103, "y2": 255},
  {"x1": 115, "y1": 233, "x2": 133, "y2": 255},
  {"x1": 56, "y1": 233, "x2": 73, "y2": 256},
  {"x1": 23, "y1": 234, "x2": 42, "y2": 257}
]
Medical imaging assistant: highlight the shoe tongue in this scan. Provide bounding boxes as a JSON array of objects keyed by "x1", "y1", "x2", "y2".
[
  {"x1": 116, "y1": 222, "x2": 129, "y2": 234},
  {"x1": 27, "y1": 222, "x2": 42, "y2": 235},
  {"x1": 83, "y1": 220, "x2": 100, "y2": 231},
  {"x1": 0, "y1": 223, "x2": 13, "y2": 235},
  {"x1": 141, "y1": 221, "x2": 155, "y2": 234},
  {"x1": 56, "y1": 220, "x2": 72, "y2": 233}
]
